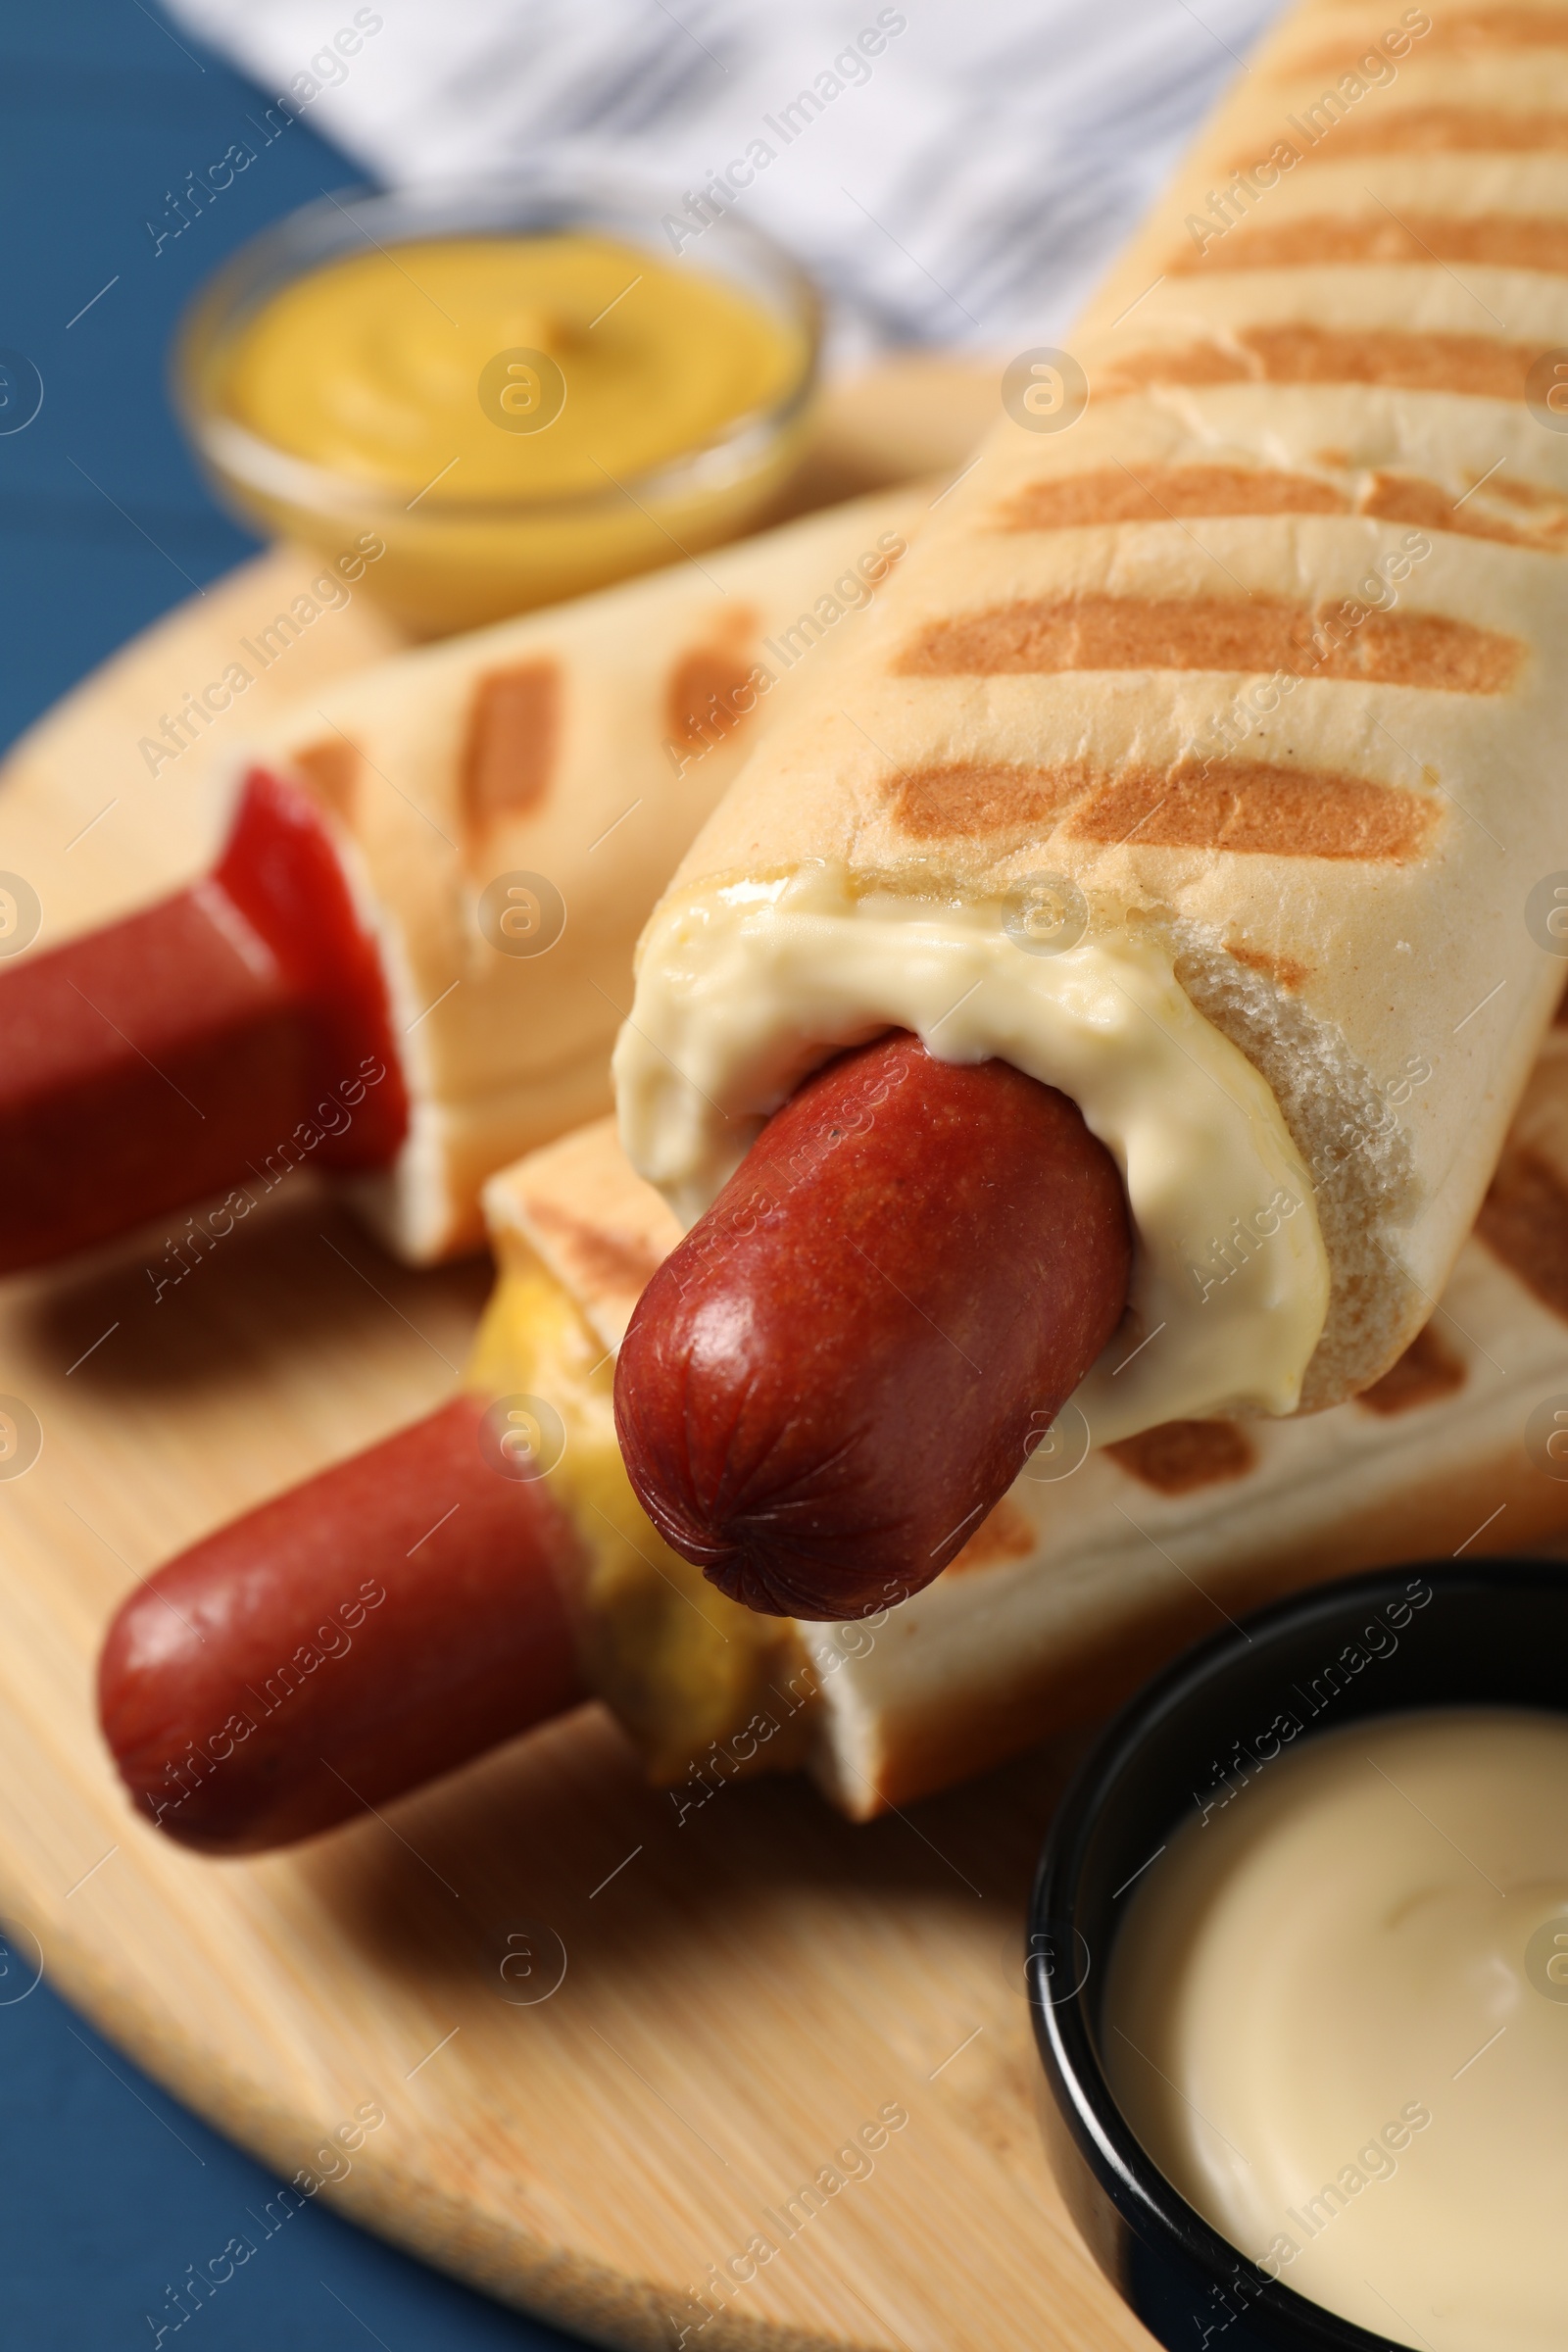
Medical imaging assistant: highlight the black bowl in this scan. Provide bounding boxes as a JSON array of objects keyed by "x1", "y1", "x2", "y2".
[{"x1": 1028, "y1": 1559, "x2": 1568, "y2": 2352}]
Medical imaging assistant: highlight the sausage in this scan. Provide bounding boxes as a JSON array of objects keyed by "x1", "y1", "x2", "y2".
[
  {"x1": 613, "y1": 1032, "x2": 1132, "y2": 1621},
  {"x1": 0, "y1": 766, "x2": 406, "y2": 1274},
  {"x1": 97, "y1": 1395, "x2": 587, "y2": 1852}
]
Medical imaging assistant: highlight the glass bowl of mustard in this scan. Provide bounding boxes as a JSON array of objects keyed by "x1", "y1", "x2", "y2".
[{"x1": 174, "y1": 178, "x2": 821, "y2": 637}]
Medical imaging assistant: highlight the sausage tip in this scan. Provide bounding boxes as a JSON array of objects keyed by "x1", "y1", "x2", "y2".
[{"x1": 614, "y1": 1034, "x2": 1131, "y2": 1621}]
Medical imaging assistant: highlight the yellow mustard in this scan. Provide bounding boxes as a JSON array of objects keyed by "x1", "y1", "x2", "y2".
[
  {"x1": 464, "y1": 1253, "x2": 813, "y2": 1788},
  {"x1": 208, "y1": 232, "x2": 813, "y2": 634}
]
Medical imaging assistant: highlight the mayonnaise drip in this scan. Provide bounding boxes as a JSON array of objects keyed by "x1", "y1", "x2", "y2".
[{"x1": 613, "y1": 865, "x2": 1329, "y2": 1442}]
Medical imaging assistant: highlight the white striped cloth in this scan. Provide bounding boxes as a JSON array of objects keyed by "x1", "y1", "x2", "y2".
[{"x1": 165, "y1": 0, "x2": 1288, "y2": 354}]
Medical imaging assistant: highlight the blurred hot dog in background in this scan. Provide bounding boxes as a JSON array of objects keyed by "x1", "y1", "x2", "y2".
[{"x1": 1, "y1": 483, "x2": 921, "y2": 1275}]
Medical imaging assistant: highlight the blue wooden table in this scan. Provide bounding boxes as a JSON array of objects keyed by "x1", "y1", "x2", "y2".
[{"x1": 0, "y1": 9, "x2": 585, "y2": 2346}]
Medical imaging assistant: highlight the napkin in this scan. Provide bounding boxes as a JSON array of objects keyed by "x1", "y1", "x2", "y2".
[{"x1": 161, "y1": 0, "x2": 1287, "y2": 351}]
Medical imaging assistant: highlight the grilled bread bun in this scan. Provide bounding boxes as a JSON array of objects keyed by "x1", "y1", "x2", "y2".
[{"x1": 616, "y1": 0, "x2": 1568, "y2": 1442}]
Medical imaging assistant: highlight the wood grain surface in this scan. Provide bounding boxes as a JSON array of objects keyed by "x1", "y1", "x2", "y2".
[{"x1": 0, "y1": 499, "x2": 1152, "y2": 2352}]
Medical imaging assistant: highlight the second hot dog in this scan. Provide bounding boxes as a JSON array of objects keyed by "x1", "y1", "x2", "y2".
[{"x1": 99, "y1": 1396, "x2": 587, "y2": 1851}]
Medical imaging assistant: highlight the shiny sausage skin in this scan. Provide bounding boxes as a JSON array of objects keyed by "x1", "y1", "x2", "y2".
[
  {"x1": 97, "y1": 1396, "x2": 588, "y2": 1852},
  {"x1": 613, "y1": 1032, "x2": 1131, "y2": 1621},
  {"x1": 0, "y1": 766, "x2": 407, "y2": 1274}
]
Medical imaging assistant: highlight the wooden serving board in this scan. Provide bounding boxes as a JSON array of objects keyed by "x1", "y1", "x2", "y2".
[{"x1": 0, "y1": 503, "x2": 1152, "y2": 2351}]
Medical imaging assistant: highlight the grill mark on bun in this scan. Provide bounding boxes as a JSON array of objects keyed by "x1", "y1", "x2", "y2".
[
  {"x1": 995, "y1": 463, "x2": 1564, "y2": 549},
  {"x1": 944, "y1": 1496, "x2": 1036, "y2": 1575},
  {"x1": 522, "y1": 1199, "x2": 666, "y2": 1307},
  {"x1": 1291, "y1": 9, "x2": 1568, "y2": 67},
  {"x1": 1069, "y1": 761, "x2": 1434, "y2": 861},
  {"x1": 897, "y1": 595, "x2": 1523, "y2": 694},
  {"x1": 1226, "y1": 938, "x2": 1310, "y2": 989},
  {"x1": 1105, "y1": 1418, "x2": 1257, "y2": 1494},
  {"x1": 885, "y1": 760, "x2": 1088, "y2": 839},
  {"x1": 1172, "y1": 213, "x2": 1568, "y2": 276},
  {"x1": 666, "y1": 618, "x2": 760, "y2": 752},
  {"x1": 290, "y1": 738, "x2": 360, "y2": 829},
  {"x1": 1427, "y1": 4, "x2": 1568, "y2": 46},
  {"x1": 883, "y1": 758, "x2": 1431, "y2": 862},
  {"x1": 1099, "y1": 344, "x2": 1253, "y2": 393},
  {"x1": 1238, "y1": 105, "x2": 1568, "y2": 163},
  {"x1": 1476, "y1": 1141, "x2": 1568, "y2": 1317},
  {"x1": 1361, "y1": 469, "x2": 1568, "y2": 547},
  {"x1": 1494, "y1": 474, "x2": 1568, "y2": 510},
  {"x1": 996, "y1": 466, "x2": 1350, "y2": 528},
  {"x1": 1101, "y1": 325, "x2": 1553, "y2": 402},
  {"x1": 462, "y1": 660, "x2": 560, "y2": 832},
  {"x1": 1356, "y1": 1320, "x2": 1468, "y2": 1413}
]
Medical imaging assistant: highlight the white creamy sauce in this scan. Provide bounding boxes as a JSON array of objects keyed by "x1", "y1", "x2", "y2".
[
  {"x1": 1104, "y1": 1708, "x2": 1568, "y2": 2352},
  {"x1": 614, "y1": 866, "x2": 1329, "y2": 1441}
]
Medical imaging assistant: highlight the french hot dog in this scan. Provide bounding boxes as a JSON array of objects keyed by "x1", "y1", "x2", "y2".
[
  {"x1": 97, "y1": 1024, "x2": 1568, "y2": 1849},
  {"x1": 612, "y1": 0, "x2": 1568, "y2": 1614},
  {"x1": 0, "y1": 487, "x2": 919, "y2": 1271},
  {"x1": 96, "y1": 1128, "x2": 811, "y2": 1850},
  {"x1": 613, "y1": 1032, "x2": 1130, "y2": 1616}
]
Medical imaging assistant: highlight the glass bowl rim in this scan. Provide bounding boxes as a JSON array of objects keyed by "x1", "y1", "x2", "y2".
[{"x1": 172, "y1": 173, "x2": 823, "y2": 528}]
